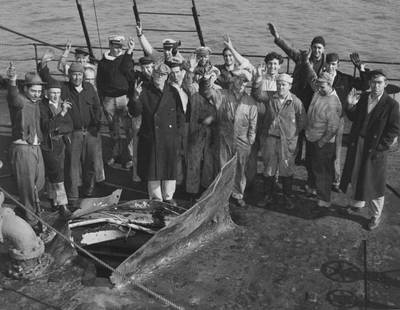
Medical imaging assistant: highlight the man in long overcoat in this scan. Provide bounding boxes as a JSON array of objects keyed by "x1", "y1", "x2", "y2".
[
  {"x1": 129, "y1": 63, "x2": 181, "y2": 205},
  {"x1": 340, "y1": 70, "x2": 400, "y2": 230}
]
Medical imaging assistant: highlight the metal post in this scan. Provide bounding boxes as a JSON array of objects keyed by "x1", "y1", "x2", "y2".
[
  {"x1": 363, "y1": 239, "x2": 368, "y2": 310},
  {"x1": 191, "y1": 0, "x2": 205, "y2": 46},
  {"x1": 33, "y1": 44, "x2": 39, "y2": 70},
  {"x1": 76, "y1": 0, "x2": 95, "y2": 60},
  {"x1": 132, "y1": 0, "x2": 141, "y2": 26}
]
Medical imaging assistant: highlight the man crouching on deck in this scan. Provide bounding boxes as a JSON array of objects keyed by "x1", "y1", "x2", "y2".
[{"x1": 6, "y1": 63, "x2": 55, "y2": 243}]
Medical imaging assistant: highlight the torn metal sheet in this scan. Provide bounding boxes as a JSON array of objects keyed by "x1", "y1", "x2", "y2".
[
  {"x1": 71, "y1": 189, "x2": 122, "y2": 219},
  {"x1": 110, "y1": 156, "x2": 238, "y2": 287}
]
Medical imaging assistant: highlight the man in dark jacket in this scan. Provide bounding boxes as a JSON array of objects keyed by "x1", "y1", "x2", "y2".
[
  {"x1": 40, "y1": 79, "x2": 73, "y2": 217},
  {"x1": 97, "y1": 35, "x2": 133, "y2": 168},
  {"x1": 340, "y1": 70, "x2": 400, "y2": 230},
  {"x1": 6, "y1": 63, "x2": 55, "y2": 242},
  {"x1": 129, "y1": 63, "x2": 179, "y2": 206}
]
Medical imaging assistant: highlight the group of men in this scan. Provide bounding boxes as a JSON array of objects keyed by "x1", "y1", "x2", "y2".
[{"x1": 6, "y1": 22, "x2": 399, "y2": 244}]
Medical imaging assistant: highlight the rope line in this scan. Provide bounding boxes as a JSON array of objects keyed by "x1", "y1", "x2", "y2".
[{"x1": 0, "y1": 185, "x2": 185, "y2": 310}]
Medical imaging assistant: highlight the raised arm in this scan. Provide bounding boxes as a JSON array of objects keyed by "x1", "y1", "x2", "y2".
[
  {"x1": 57, "y1": 40, "x2": 72, "y2": 75},
  {"x1": 223, "y1": 34, "x2": 253, "y2": 71},
  {"x1": 6, "y1": 62, "x2": 21, "y2": 108},
  {"x1": 268, "y1": 23, "x2": 301, "y2": 62},
  {"x1": 349, "y1": 52, "x2": 369, "y2": 91},
  {"x1": 251, "y1": 64, "x2": 272, "y2": 102},
  {"x1": 136, "y1": 23, "x2": 153, "y2": 56}
]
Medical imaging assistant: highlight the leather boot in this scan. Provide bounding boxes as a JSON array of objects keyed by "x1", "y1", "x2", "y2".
[
  {"x1": 282, "y1": 176, "x2": 295, "y2": 210},
  {"x1": 257, "y1": 176, "x2": 275, "y2": 207},
  {"x1": 59, "y1": 205, "x2": 72, "y2": 219}
]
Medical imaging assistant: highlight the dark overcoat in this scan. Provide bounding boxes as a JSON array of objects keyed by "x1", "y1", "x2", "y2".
[
  {"x1": 340, "y1": 92, "x2": 400, "y2": 200},
  {"x1": 130, "y1": 83, "x2": 187, "y2": 181}
]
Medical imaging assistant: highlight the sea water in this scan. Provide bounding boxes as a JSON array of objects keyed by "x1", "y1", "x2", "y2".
[{"x1": 0, "y1": 0, "x2": 399, "y2": 80}]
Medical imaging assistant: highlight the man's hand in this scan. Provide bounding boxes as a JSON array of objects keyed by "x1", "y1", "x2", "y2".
[
  {"x1": 255, "y1": 64, "x2": 264, "y2": 80},
  {"x1": 41, "y1": 49, "x2": 55, "y2": 63},
  {"x1": 189, "y1": 53, "x2": 198, "y2": 73},
  {"x1": 350, "y1": 52, "x2": 364, "y2": 71},
  {"x1": 267, "y1": 23, "x2": 279, "y2": 39},
  {"x1": 136, "y1": 22, "x2": 143, "y2": 37},
  {"x1": 127, "y1": 37, "x2": 135, "y2": 53},
  {"x1": 62, "y1": 40, "x2": 72, "y2": 58},
  {"x1": 223, "y1": 34, "x2": 233, "y2": 50},
  {"x1": 134, "y1": 80, "x2": 143, "y2": 97},
  {"x1": 61, "y1": 100, "x2": 72, "y2": 116},
  {"x1": 6, "y1": 62, "x2": 17, "y2": 81},
  {"x1": 347, "y1": 87, "x2": 360, "y2": 107},
  {"x1": 202, "y1": 115, "x2": 214, "y2": 125}
]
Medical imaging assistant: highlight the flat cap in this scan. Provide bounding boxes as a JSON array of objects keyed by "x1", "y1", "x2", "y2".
[
  {"x1": 108, "y1": 35, "x2": 125, "y2": 45},
  {"x1": 317, "y1": 71, "x2": 334, "y2": 85},
  {"x1": 153, "y1": 63, "x2": 171, "y2": 75},
  {"x1": 195, "y1": 46, "x2": 212, "y2": 56},
  {"x1": 69, "y1": 62, "x2": 84, "y2": 73},
  {"x1": 277, "y1": 73, "x2": 293, "y2": 84},
  {"x1": 139, "y1": 55, "x2": 155, "y2": 65},
  {"x1": 46, "y1": 79, "x2": 62, "y2": 89},
  {"x1": 24, "y1": 72, "x2": 46, "y2": 86}
]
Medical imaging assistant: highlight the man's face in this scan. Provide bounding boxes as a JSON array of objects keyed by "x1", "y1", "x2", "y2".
[
  {"x1": 370, "y1": 75, "x2": 387, "y2": 97},
  {"x1": 47, "y1": 88, "x2": 61, "y2": 103},
  {"x1": 197, "y1": 54, "x2": 209, "y2": 67},
  {"x1": 317, "y1": 81, "x2": 331, "y2": 96},
  {"x1": 326, "y1": 61, "x2": 339, "y2": 74},
  {"x1": 223, "y1": 50, "x2": 234, "y2": 66},
  {"x1": 75, "y1": 54, "x2": 89, "y2": 65},
  {"x1": 70, "y1": 71, "x2": 83, "y2": 87},
  {"x1": 277, "y1": 80, "x2": 291, "y2": 97},
  {"x1": 163, "y1": 48, "x2": 173, "y2": 61},
  {"x1": 84, "y1": 70, "x2": 96, "y2": 86},
  {"x1": 109, "y1": 43, "x2": 123, "y2": 57},
  {"x1": 232, "y1": 76, "x2": 248, "y2": 93},
  {"x1": 152, "y1": 72, "x2": 168, "y2": 90},
  {"x1": 266, "y1": 58, "x2": 281, "y2": 76},
  {"x1": 25, "y1": 85, "x2": 42, "y2": 103},
  {"x1": 141, "y1": 63, "x2": 154, "y2": 79},
  {"x1": 170, "y1": 66, "x2": 185, "y2": 85},
  {"x1": 311, "y1": 43, "x2": 324, "y2": 60}
]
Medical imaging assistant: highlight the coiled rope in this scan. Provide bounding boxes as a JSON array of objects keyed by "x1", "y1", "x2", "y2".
[{"x1": 0, "y1": 184, "x2": 185, "y2": 310}]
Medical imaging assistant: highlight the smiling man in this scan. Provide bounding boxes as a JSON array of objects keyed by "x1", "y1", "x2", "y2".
[
  {"x1": 253, "y1": 72, "x2": 306, "y2": 208},
  {"x1": 305, "y1": 72, "x2": 341, "y2": 208},
  {"x1": 340, "y1": 70, "x2": 400, "y2": 230},
  {"x1": 201, "y1": 69, "x2": 258, "y2": 207},
  {"x1": 6, "y1": 63, "x2": 56, "y2": 242}
]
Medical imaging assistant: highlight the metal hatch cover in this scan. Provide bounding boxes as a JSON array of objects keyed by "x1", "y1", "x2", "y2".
[{"x1": 110, "y1": 156, "x2": 238, "y2": 287}]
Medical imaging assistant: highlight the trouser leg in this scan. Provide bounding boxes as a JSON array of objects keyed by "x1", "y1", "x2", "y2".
[
  {"x1": 148, "y1": 181, "x2": 163, "y2": 201},
  {"x1": 83, "y1": 132, "x2": 98, "y2": 192},
  {"x1": 131, "y1": 115, "x2": 142, "y2": 179},
  {"x1": 10, "y1": 145, "x2": 44, "y2": 226},
  {"x1": 305, "y1": 140, "x2": 316, "y2": 189},
  {"x1": 333, "y1": 118, "x2": 344, "y2": 186},
  {"x1": 312, "y1": 142, "x2": 335, "y2": 202},
  {"x1": 369, "y1": 196, "x2": 385, "y2": 218},
  {"x1": 232, "y1": 146, "x2": 250, "y2": 200},
  {"x1": 186, "y1": 141, "x2": 204, "y2": 194},
  {"x1": 66, "y1": 131, "x2": 83, "y2": 199},
  {"x1": 162, "y1": 180, "x2": 176, "y2": 201}
]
